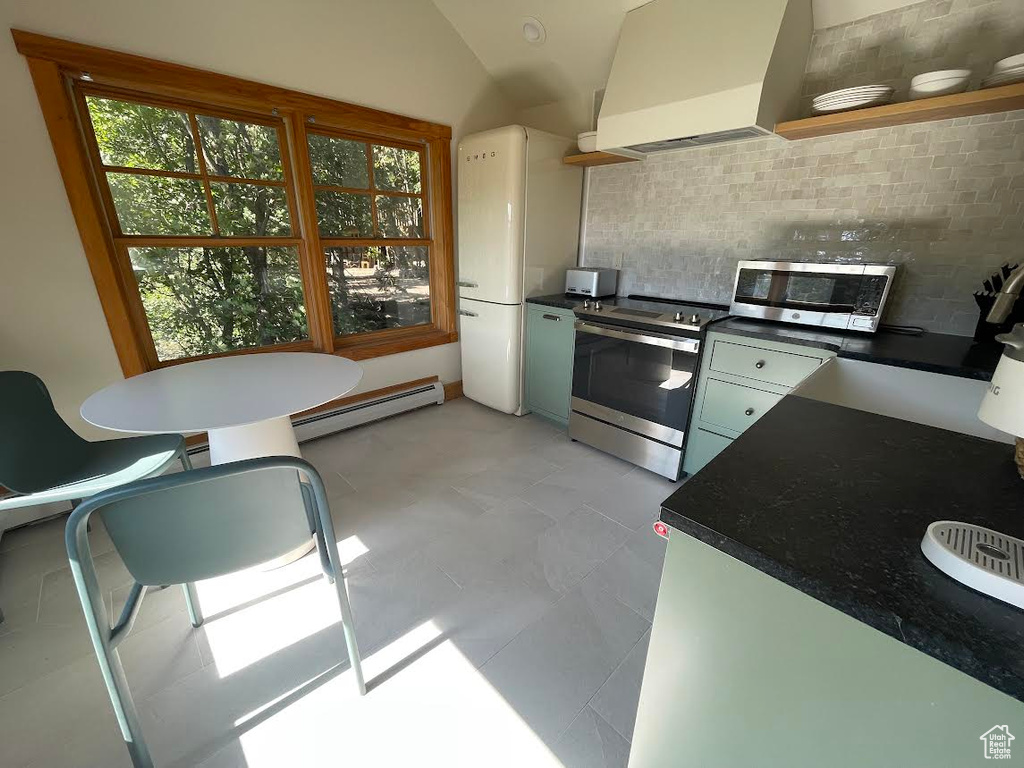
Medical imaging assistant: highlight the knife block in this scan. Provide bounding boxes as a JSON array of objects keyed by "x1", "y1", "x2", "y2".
[{"x1": 973, "y1": 300, "x2": 1024, "y2": 343}]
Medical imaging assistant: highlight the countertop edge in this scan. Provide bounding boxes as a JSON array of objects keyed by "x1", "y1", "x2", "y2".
[{"x1": 525, "y1": 295, "x2": 580, "y2": 310}]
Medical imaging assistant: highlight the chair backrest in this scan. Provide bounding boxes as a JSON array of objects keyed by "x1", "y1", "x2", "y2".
[
  {"x1": 0, "y1": 371, "x2": 91, "y2": 494},
  {"x1": 70, "y1": 458, "x2": 322, "y2": 585}
]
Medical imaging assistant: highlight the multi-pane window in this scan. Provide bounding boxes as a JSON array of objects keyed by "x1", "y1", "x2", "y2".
[
  {"x1": 82, "y1": 93, "x2": 306, "y2": 362},
  {"x1": 306, "y1": 131, "x2": 431, "y2": 336},
  {"x1": 57, "y1": 63, "x2": 453, "y2": 373}
]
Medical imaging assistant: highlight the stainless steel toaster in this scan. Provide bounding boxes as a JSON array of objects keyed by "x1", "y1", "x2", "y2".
[{"x1": 565, "y1": 267, "x2": 618, "y2": 298}]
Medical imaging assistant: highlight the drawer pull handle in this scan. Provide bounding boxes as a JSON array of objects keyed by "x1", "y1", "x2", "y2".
[
  {"x1": 744, "y1": 407, "x2": 755, "y2": 416},
  {"x1": 755, "y1": 360, "x2": 766, "y2": 369},
  {"x1": 542, "y1": 314, "x2": 561, "y2": 322}
]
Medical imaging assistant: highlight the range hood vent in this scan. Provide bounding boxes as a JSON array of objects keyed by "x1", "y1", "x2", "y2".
[
  {"x1": 597, "y1": 0, "x2": 811, "y2": 155},
  {"x1": 624, "y1": 126, "x2": 772, "y2": 154}
]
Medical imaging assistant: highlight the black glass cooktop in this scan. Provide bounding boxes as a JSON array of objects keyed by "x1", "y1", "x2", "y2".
[{"x1": 575, "y1": 295, "x2": 730, "y2": 333}]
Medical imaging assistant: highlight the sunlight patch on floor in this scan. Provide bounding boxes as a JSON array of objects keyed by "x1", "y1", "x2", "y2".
[
  {"x1": 234, "y1": 621, "x2": 565, "y2": 768},
  {"x1": 197, "y1": 535, "x2": 367, "y2": 678}
]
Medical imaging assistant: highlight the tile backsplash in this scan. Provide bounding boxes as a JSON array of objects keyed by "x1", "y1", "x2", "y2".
[{"x1": 583, "y1": 0, "x2": 1024, "y2": 336}]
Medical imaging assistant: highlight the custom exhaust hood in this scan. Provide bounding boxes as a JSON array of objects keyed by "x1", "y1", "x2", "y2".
[{"x1": 597, "y1": 0, "x2": 812, "y2": 154}]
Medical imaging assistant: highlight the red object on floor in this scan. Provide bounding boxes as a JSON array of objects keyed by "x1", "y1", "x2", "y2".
[{"x1": 653, "y1": 521, "x2": 669, "y2": 539}]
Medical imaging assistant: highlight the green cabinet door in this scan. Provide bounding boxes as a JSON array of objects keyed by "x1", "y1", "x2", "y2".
[
  {"x1": 682, "y1": 427, "x2": 734, "y2": 476},
  {"x1": 525, "y1": 304, "x2": 575, "y2": 424}
]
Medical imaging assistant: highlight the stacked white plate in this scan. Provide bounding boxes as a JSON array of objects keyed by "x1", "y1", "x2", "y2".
[
  {"x1": 909, "y1": 69, "x2": 971, "y2": 99},
  {"x1": 982, "y1": 53, "x2": 1024, "y2": 88},
  {"x1": 995, "y1": 52, "x2": 1024, "y2": 72},
  {"x1": 812, "y1": 85, "x2": 894, "y2": 113}
]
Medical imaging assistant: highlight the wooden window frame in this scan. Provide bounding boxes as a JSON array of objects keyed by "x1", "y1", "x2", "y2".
[{"x1": 13, "y1": 29, "x2": 457, "y2": 377}]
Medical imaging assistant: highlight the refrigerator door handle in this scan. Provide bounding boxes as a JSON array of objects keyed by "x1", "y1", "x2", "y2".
[
  {"x1": 459, "y1": 308, "x2": 479, "y2": 317},
  {"x1": 457, "y1": 280, "x2": 479, "y2": 288}
]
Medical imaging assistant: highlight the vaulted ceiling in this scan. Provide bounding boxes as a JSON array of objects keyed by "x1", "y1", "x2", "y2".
[
  {"x1": 430, "y1": 0, "x2": 648, "y2": 111},
  {"x1": 431, "y1": 0, "x2": 924, "y2": 112}
]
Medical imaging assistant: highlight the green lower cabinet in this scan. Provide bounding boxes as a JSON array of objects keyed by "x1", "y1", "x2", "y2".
[
  {"x1": 684, "y1": 331, "x2": 834, "y2": 476},
  {"x1": 630, "y1": 533, "x2": 1023, "y2": 767},
  {"x1": 524, "y1": 303, "x2": 575, "y2": 425},
  {"x1": 682, "y1": 427, "x2": 734, "y2": 476},
  {"x1": 700, "y1": 377, "x2": 785, "y2": 434}
]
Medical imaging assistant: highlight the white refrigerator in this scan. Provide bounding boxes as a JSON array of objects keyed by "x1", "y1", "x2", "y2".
[{"x1": 457, "y1": 125, "x2": 582, "y2": 415}]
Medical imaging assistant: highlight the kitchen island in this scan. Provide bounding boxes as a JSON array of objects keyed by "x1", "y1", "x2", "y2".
[{"x1": 632, "y1": 394, "x2": 1024, "y2": 767}]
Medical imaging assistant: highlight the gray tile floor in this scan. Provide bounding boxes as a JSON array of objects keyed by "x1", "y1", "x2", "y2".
[{"x1": 0, "y1": 398, "x2": 679, "y2": 768}]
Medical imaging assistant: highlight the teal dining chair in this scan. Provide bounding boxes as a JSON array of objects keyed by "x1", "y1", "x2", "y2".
[
  {"x1": 0, "y1": 370, "x2": 193, "y2": 624},
  {"x1": 0, "y1": 370, "x2": 191, "y2": 511},
  {"x1": 65, "y1": 456, "x2": 365, "y2": 768}
]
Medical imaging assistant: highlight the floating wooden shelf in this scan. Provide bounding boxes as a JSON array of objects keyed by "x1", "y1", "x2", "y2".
[
  {"x1": 776, "y1": 81, "x2": 1024, "y2": 140},
  {"x1": 562, "y1": 151, "x2": 641, "y2": 168}
]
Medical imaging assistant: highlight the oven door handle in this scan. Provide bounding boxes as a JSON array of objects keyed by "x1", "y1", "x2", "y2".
[{"x1": 574, "y1": 321, "x2": 700, "y2": 353}]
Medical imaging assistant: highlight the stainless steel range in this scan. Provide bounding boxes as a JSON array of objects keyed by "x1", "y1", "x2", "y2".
[{"x1": 569, "y1": 296, "x2": 728, "y2": 480}]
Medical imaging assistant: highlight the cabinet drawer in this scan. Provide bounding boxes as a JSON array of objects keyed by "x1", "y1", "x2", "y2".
[
  {"x1": 701, "y1": 378, "x2": 783, "y2": 434},
  {"x1": 709, "y1": 339, "x2": 822, "y2": 388}
]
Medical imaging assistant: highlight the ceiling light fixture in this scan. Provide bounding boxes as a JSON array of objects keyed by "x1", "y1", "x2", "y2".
[{"x1": 522, "y1": 17, "x2": 546, "y2": 45}]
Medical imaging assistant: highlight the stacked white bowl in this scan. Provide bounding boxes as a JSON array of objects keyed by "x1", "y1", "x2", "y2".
[
  {"x1": 577, "y1": 131, "x2": 598, "y2": 153},
  {"x1": 909, "y1": 69, "x2": 971, "y2": 100}
]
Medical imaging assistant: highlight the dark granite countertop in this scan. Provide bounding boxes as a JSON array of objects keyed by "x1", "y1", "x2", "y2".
[
  {"x1": 661, "y1": 395, "x2": 1024, "y2": 701},
  {"x1": 711, "y1": 317, "x2": 1002, "y2": 381},
  {"x1": 525, "y1": 294, "x2": 585, "y2": 311}
]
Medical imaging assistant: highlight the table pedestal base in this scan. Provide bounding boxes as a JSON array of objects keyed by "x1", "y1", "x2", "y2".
[
  {"x1": 208, "y1": 415, "x2": 301, "y2": 465},
  {"x1": 207, "y1": 415, "x2": 315, "y2": 565}
]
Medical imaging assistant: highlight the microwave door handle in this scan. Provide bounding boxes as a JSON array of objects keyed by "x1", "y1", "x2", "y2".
[{"x1": 574, "y1": 321, "x2": 700, "y2": 353}]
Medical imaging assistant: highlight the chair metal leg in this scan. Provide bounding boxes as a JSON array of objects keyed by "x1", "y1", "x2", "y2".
[
  {"x1": 67, "y1": 511, "x2": 154, "y2": 767},
  {"x1": 183, "y1": 582, "x2": 203, "y2": 628},
  {"x1": 309, "y1": 492, "x2": 365, "y2": 696},
  {"x1": 95, "y1": 642, "x2": 154, "y2": 768},
  {"x1": 175, "y1": 453, "x2": 200, "y2": 632},
  {"x1": 329, "y1": 566, "x2": 366, "y2": 695}
]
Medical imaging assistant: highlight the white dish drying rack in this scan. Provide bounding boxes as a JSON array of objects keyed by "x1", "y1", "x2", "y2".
[{"x1": 921, "y1": 521, "x2": 1024, "y2": 610}]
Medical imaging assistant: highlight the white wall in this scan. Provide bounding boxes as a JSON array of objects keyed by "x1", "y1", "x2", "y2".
[
  {"x1": 0, "y1": 0, "x2": 513, "y2": 437},
  {"x1": 517, "y1": 93, "x2": 595, "y2": 139}
]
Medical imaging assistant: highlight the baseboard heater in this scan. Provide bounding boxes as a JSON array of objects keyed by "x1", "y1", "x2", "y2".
[{"x1": 187, "y1": 380, "x2": 445, "y2": 457}]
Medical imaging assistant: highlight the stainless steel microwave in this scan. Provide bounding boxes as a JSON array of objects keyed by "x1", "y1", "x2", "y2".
[{"x1": 729, "y1": 260, "x2": 897, "y2": 333}]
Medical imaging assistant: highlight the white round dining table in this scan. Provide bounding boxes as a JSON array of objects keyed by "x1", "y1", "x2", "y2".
[
  {"x1": 82, "y1": 352, "x2": 363, "y2": 464},
  {"x1": 81, "y1": 353, "x2": 362, "y2": 564}
]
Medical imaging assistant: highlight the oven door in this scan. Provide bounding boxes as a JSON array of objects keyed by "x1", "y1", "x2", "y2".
[{"x1": 571, "y1": 321, "x2": 700, "y2": 447}]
